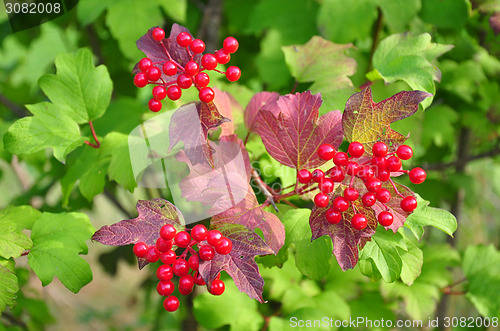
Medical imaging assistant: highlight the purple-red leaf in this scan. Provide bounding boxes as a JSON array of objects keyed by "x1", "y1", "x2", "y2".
[
  {"x1": 256, "y1": 91, "x2": 343, "y2": 169},
  {"x1": 342, "y1": 87, "x2": 432, "y2": 155},
  {"x1": 244, "y1": 91, "x2": 280, "y2": 132},
  {"x1": 92, "y1": 198, "x2": 184, "y2": 246},
  {"x1": 213, "y1": 87, "x2": 243, "y2": 137}
]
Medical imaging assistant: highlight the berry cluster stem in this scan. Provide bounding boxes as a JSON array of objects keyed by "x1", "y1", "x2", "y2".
[{"x1": 84, "y1": 121, "x2": 100, "y2": 148}]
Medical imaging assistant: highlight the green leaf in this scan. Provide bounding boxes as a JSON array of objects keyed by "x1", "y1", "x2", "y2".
[
  {"x1": 405, "y1": 195, "x2": 457, "y2": 241},
  {"x1": 420, "y1": 0, "x2": 469, "y2": 30},
  {"x1": 159, "y1": 0, "x2": 187, "y2": 23},
  {"x1": 28, "y1": 212, "x2": 95, "y2": 293},
  {"x1": 282, "y1": 209, "x2": 333, "y2": 280},
  {"x1": 462, "y1": 245, "x2": 500, "y2": 317},
  {"x1": 440, "y1": 60, "x2": 487, "y2": 104},
  {"x1": 77, "y1": 0, "x2": 113, "y2": 25},
  {"x1": 0, "y1": 224, "x2": 32, "y2": 259},
  {"x1": 421, "y1": 105, "x2": 459, "y2": 148},
  {"x1": 38, "y1": 48, "x2": 113, "y2": 124},
  {"x1": 260, "y1": 256, "x2": 302, "y2": 301},
  {"x1": 0, "y1": 205, "x2": 41, "y2": 230},
  {"x1": 375, "y1": 0, "x2": 421, "y2": 32},
  {"x1": 398, "y1": 237, "x2": 423, "y2": 286},
  {"x1": 101, "y1": 132, "x2": 137, "y2": 191},
  {"x1": 3, "y1": 102, "x2": 86, "y2": 162},
  {"x1": 193, "y1": 278, "x2": 264, "y2": 330},
  {"x1": 368, "y1": 33, "x2": 453, "y2": 109},
  {"x1": 0, "y1": 258, "x2": 18, "y2": 312}
]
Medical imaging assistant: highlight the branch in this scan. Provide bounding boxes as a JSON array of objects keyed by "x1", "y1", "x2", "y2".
[
  {"x1": 425, "y1": 142, "x2": 500, "y2": 170},
  {"x1": 367, "y1": 7, "x2": 384, "y2": 74},
  {"x1": 0, "y1": 93, "x2": 29, "y2": 117},
  {"x1": 84, "y1": 121, "x2": 101, "y2": 148},
  {"x1": 251, "y1": 168, "x2": 279, "y2": 212}
]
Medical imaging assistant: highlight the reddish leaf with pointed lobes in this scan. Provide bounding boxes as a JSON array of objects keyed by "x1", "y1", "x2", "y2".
[
  {"x1": 256, "y1": 91, "x2": 343, "y2": 169},
  {"x1": 342, "y1": 87, "x2": 432, "y2": 155},
  {"x1": 176, "y1": 135, "x2": 252, "y2": 216},
  {"x1": 169, "y1": 102, "x2": 229, "y2": 167},
  {"x1": 371, "y1": 181, "x2": 415, "y2": 233},
  {"x1": 244, "y1": 91, "x2": 280, "y2": 132},
  {"x1": 199, "y1": 223, "x2": 274, "y2": 303},
  {"x1": 92, "y1": 199, "x2": 184, "y2": 246},
  {"x1": 212, "y1": 87, "x2": 243, "y2": 137},
  {"x1": 134, "y1": 24, "x2": 202, "y2": 84}
]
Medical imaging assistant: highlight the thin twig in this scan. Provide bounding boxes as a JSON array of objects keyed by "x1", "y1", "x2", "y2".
[
  {"x1": 103, "y1": 189, "x2": 134, "y2": 219},
  {"x1": 367, "y1": 7, "x2": 384, "y2": 73},
  {"x1": 425, "y1": 143, "x2": 500, "y2": 170},
  {"x1": 84, "y1": 121, "x2": 100, "y2": 148},
  {"x1": 251, "y1": 168, "x2": 279, "y2": 212}
]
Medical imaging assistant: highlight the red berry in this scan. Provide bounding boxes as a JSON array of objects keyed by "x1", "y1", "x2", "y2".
[
  {"x1": 210, "y1": 279, "x2": 225, "y2": 295},
  {"x1": 152, "y1": 27, "x2": 165, "y2": 41},
  {"x1": 167, "y1": 85, "x2": 182, "y2": 100},
  {"x1": 372, "y1": 142, "x2": 388, "y2": 157},
  {"x1": 376, "y1": 188, "x2": 391, "y2": 203},
  {"x1": 320, "y1": 178, "x2": 334, "y2": 194},
  {"x1": 157, "y1": 280, "x2": 175, "y2": 296},
  {"x1": 207, "y1": 230, "x2": 223, "y2": 246},
  {"x1": 163, "y1": 296, "x2": 179, "y2": 312},
  {"x1": 318, "y1": 143, "x2": 336, "y2": 160},
  {"x1": 156, "y1": 264, "x2": 173, "y2": 281},
  {"x1": 194, "y1": 72, "x2": 210, "y2": 88},
  {"x1": 325, "y1": 208, "x2": 342, "y2": 224},
  {"x1": 344, "y1": 187, "x2": 359, "y2": 201},
  {"x1": 332, "y1": 196, "x2": 349, "y2": 212},
  {"x1": 346, "y1": 162, "x2": 360, "y2": 176},
  {"x1": 176, "y1": 32, "x2": 192, "y2": 47},
  {"x1": 133, "y1": 72, "x2": 148, "y2": 88},
  {"x1": 386, "y1": 156, "x2": 402, "y2": 172},
  {"x1": 191, "y1": 224, "x2": 208, "y2": 242},
  {"x1": 226, "y1": 66, "x2": 241, "y2": 82},
  {"x1": 187, "y1": 255, "x2": 199, "y2": 271},
  {"x1": 163, "y1": 61, "x2": 177, "y2": 76},
  {"x1": 199, "y1": 87, "x2": 215, "y2": 103},
  {"x1": 330, "y1": 166, "x2": 345, "y2": 182},
  {"x1": 190, "y1": 39, "x2": 205, "y2": 53},
  {"x1": 223, "y1": 36, "x2": 239, "y2": 53},
  {"x1": 351, "y1": 214, "x2": 367, "y2": 230},
  {"x1": 194, "y1": 272, "x2": 206, "y2": 286},
  {"x1": 199, "y1": 245, "x2": 215, "y2": 261},
  {"x1": 177, "y1": 74, "x2": 192, "y2": 89},
  {"x1": 174, "y1": 231, "x2": 191, "y2": 248},
  {"x1": 172, "y1": 259, "x2": 189, "y2": 276},
  {"x1": 348, "y1": 141, "x2": 364, "y2": 158},
  {"x1": 357, "y1": 165, "x2": 374, "y2": 181},
  {"x1": 362, "y1": 192, "x2": 376, "y2": 207},
  {"x1": 312, "y1": 169, "x2": 325, "y2": 183},
  {"x1": 148, "y1": 98, "x2": 162, "y2": 112},
  {"x1": 133, "y1": 242, "x2": 148, "y2": 258},
  {"x1": 179, "y1": 274, "x2": 195, "y2": 291},
  {"x1": 377, "y1": 169, "x2": 391, "y2": 182},
  {"x1": 397, "y1": 145, "x2": 413, "y2": 160},
  {"x1": 365, "y1": 178, "x2": 382, "y2": 192},
  {"x1": 401, "y1": 196, "x2": 417, "y2": 212},
  {"x1": 161, "y1": 224, "x2": 177, "y2": 240},
  {"x1": 160, "y1": 250, "x2": 177, "y2": 265},
  {"x1": 152, "y1": 85, "x2": 167, "y2": 100},
  {"x1": 333, "y1": 152, "x2": 349, "y2": 166},
  {"x1": 371, "y1": 156, "x2": 387, "y2": 171},
  {"x1": 145, "y1": 246, "x2": 160, "y2": 263},
  {"x1": 146, "y1": 66, "x2": 161, "y2": 81},
  {"x1": 201, "y1": 53, "x2": 218, "y2": 70},
  {"x1": 156, "y1": 237, "x2": 173, "y2": 252},
  {"x1": 215, "y1": 237, "x2": 232, "y2": 255},
  {"x1": 297, "y1": 169, "x2": 312, "y2": 184},
  {"x1": 409, "y1": 167, "x2": 427, "y2": 184},
  {"x1": 314, "y1": 192, "x2": 330, "y2": 208},
  {"x1": 215, "y1": 49, "x2": 230, "y2": 64},
  {"x1": 138, "y1": 58, "x2": 153, "y2": 72},
  {"x1": 378, "y1": 211, "x2": 394, "y2": 226},
  {"x1": 184, "y1": 61, "x2": 199, "y2": 76}
]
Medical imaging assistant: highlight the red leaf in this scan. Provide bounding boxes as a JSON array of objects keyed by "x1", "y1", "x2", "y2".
[
  {"x1": 244, "y1": 91, "x2": 280, "y2": 132},
  {"x1": 92, "y1": 198, "x2": 184, "y2": 246},
  {"x1": 256, "y1": 91, "x2": 343, "y2": 169},
  {"x1": 213, "y1": 88, "x2": 243, "y2": 137}
]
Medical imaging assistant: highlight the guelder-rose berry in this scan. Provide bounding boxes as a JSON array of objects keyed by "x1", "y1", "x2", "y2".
[
  {"x1": 172, "y1": 259, "x2": 189, "y2": 276},
  {"x1": 145, "y1": 246, "x2": 160, "y2": 263},
  {"x1": 160, "y1": 250, "x2": 176, "y2": 265},
  {"x1": 223, "y1": 36, "x2": 239, "y2": 53},
  {"x1": 215, "y1": 237, "x2": 232, "y2": 255},
  {"x1": 314, "y1": 193, "x2": 330, "y2": 208},
  {"x1": 199, "y1": 245, "x2": 215, "y2": 261},
  {"x1": 378, "y1": 211, "x2": 394, "y2": 226},
  {"x1": 207, "y1": 230, "x2": 223, "y2": 246},
  {"x1": 138, "y1": 58, "x2": 153, "y2": 72},
  {"x1": 134, "y1": 73, "x2": 148, "y2": 88},
  {"x1": 330, "y1": 166, "x2": 345, "y2": 182},
  {"x1": 362, "y1": 192, "x2": 376, "y2": 207},
  {"x1": 190, "y1": 39, "x2": 205, "y2": 53},
  {"x1": 386, "y1": 156, "x2": 402, "y2": 172},
  {"x1": 156, "y1": 264, "x2": 173, "y2": 281},
  {"x1": 348, "y1": 142, "x2": 364, "y2": 158},
  {"x1": 333, "y1": 152, "x2": 349, "y2": 166},
  {"x1": 167, "y1": 85, "x2": 182, "y2": 100},
  {"x1": 146, "y1": 66, "x2": 161, "y2": 81},
  {"x1": 174, "y1": 231, "x2": 191, "y2": 248},
  {"x1": 133, "y1": 242, "x2": 148, "y2": 258},
  {"x1": 332, "y1": 196, "x2": 349, "y2": 212},
  {"x1": 163, "y1": 61, "x2": 177, "y2": 76},
  {"x1": 152, "y1": 85, "x2": 167, "y2": 100},
  {"x1": 191, "y1": 224, "x2": 208, "y2": 242},
  {"x1": 215, "y1": 49, "x2": 230, "y2": 64},
  {"x1": 163, "y1": 296, "x2": 180, "y2": 312},
  {"x1": 318, "y1": 143, "x2": 336, "y2": 160},
  {"x1": 199, "y1": 87, "x2": 215, "y2": 103},
  {"x1": 325, "y1": 208, "x2": 342, "y2": 224},
  {"x1": 210, "y1": 279, "x2": 225, "y2": 295},
  {"x1": 343, "y1": 187, "x2": 359, "y2": 201},
  {"x1": 409, "y1": 167, "x2": 427, "y2": 184},
  {"x1": 397, "y1": 145, "x2": 413, "y2": 160},
  {"x1": 401, "y1": 196, "x2": 417, "y2": 212},
  {"x1": 156, "y1": 237, "x2": 172, "y2": 252},
  {"x1": 365, "y1": 178, "x2": 382, "y2": 192},
  {"x1": 148, "y1": 98, "x2": 162, "y2": 112},
  {"x1": 184, "y1": 61, "x2": 199, "y2": 76},
  {"x1": 194, "y1": 72, "x2": 210, "y2": 88},
  {"x1": 201, "y1": 53, "x2": 218, "y2": 70},
  {"x1": 225, "y1": 66, "x2": 241, "y2": 82},
  {"x1": 376, "y1": 188, "x2": 391, "y2": 203},
  {"x1": 312, "y1": 169, "x2": 324, "y2": 183},
  {"x1": 372, "y1": 141, "x2": 388, "y2": 157},
  {"x1": 346, "y1": 162, "x2": 360, "y2": 176},
  {"x1": 152, "y1": 27, "x2": 165, "y2": 41},
  {"x1": 377, "y1": 169, "x2": 391, "y2": 182},
  {"x1": 177, "y1": 74, "x2": 192, "y2": 89},
  {"x1": 320, "y1": 178, "x2": 334, "y2": 194},
  {"x1": 176, "y1": 32, "x2": 192, "y2": 47},
  {"x1": 351, "y1": 214, "x2": 367, "y2": 230},
  {"x1": 297, "y1": 169, "x2": 312, "y2": 184},
  {"x1": 157, "y1": 281, "x2": 175, "y2": 296}
]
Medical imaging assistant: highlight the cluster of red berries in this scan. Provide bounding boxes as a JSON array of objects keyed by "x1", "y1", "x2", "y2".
[
  {"x1": 297, "y1": 141, "x2": 427, "y2": 230},
  {"x1": 133, "y1": 27, "x2": 241, "y2": 112},
  {"x1": 132, "y1": 223, "x2": 232, "y2": 312}
]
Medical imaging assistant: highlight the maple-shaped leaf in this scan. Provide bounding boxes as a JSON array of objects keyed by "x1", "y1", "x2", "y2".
[
  {"x1": 256, "y1": 91, "x2": 343, "y2": 169},
  {"x1": 342, "y1": 87, "x2": 431, "y2": 155},
  {"x1": 244, "y1": 91, "x2": 280, "y2": 132},
  {"x1": 92, "y1": 198, "x2": 184, "y2": 246},
  {"x1": 199, "y1": 223, "x2": 274, "y2": 303},
  {"x1": 176, "y1": 135, "x2": 251, "y2": 217},
  {"x1": 169, "y1": 102, "x2": 229, "y2": 166},
  {"x1": 309, "y1": 183, "x2": 377, "y2": 271},
  {"x1": 134, "y1": 24, "x2": 202, "y2": 84},
  {"x1": 213, "y1": 87, "x2": 243, "y2": 137}
]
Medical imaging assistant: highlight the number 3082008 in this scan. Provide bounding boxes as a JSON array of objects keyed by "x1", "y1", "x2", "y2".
[
  {"x1": 5, "y1": 2, "x2": 61, "y2": 14},
  {"x1": 443, "y1": 317, "x2": 498, "y2": 328}
]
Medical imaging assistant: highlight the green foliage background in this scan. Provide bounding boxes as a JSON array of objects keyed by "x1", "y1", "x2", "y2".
[{"x1": 1, "y1": 0, "x2": 500, "y2": 330}]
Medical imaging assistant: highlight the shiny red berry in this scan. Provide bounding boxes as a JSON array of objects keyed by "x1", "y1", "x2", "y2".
[
  {"x1": 210, "y1": 279, "x2": 225, "y2": 295},
  {"x1": 365, "y1": 178, "x2": 382, "y2": 192},
  {"x1": 215, "y1": 237, "x2": 232, "y2": 255},
  {"x1": 194, "y1": 272, "x2": 206, "y2": 286},
  {"x1": 401, "y1": 196, "x2": 417, "y2": 212},
  {"x1": 332, "y1": 196, "x2": 349, "y2": 212},
  {"x1": 226, "y1": 66, "x2": 241, "y2": 82},
  {"x1": 191, "y1": 224, "x2": 208, "y2": 241},
  {"x1": 172, "y1": 259, "x2": 189, "y2": 276},
  {"x1": 199, "y1": 87, "x2": 215, "y2": 103},
  {"x1": 146, "y1": 66, "x2": 161, "y2": 81},
  {"x1": 397, "y1": 145, "x2": 413, "y2": 160},
  {"x1": 207, "y1": 230, "x2": 223, "y2": 246},
  {"x1": 348, "y1": 142, "x2": 364, "y2": 158},
  {"x1": 133, "y1": 72, "x2": 148, "y2": 88},
  {"x1": 377, "y1": 169, "x2": 391, "y2": 182},
  {"x1": 215, "y1": 49, "x2": 230, "y2": 64},
  {"x1": 351, "y1": 214, "x2": 367, "y2": 230},
  {"x1": 318, "y1": 143, "x2": 336, "y2": 160},
  {"x1": 344, "y1": 187, "x2": 359, "y2": 201},
  {"x1": 190, "y1": 39, "x2": 205, "y2": 53},
  {"x1": 346, "y1": 162, "x2": 360, "y2": 176},
  {"x1": 174, "y1": 231, "x2": 191, "y2": 248},
  {"x1": 330, "y1": 166, "x2": 345, "y2": 182},
  {"x1": 138, "y1": 58, "x2": 153, "y2": 72},
  {"x1": 176, "y1": 32, "x2": 192, "y2": 47},
  {"x1": 194, "y1": 72, "x2": 210, "y2": 87},
  {"x1": 314, "y1": 193, "x2": 330, "y2": 208},
  {"x1": 409, "y1": 167, "x2": 427, "y2": 184},
  {"x1": 179, "y1": 274, "x2": 195, "y2": 290},
  {"x1": 157, "y1": 280, "x2": 175, "y2": 296},
  {"x1": 223, "y1": 36, "x2": 239, "y2": 53},
  {"x1": 163, "y1": 61, "x2": 177, "y2": 76},
  {"x1": 320, "y1": 178, "x2": 334, "y2": 194},
  {"x1": 184, "y1": 61, "x2": 199, "y2": 76},
  {"x1": 156, "y1": 237, "x2": 172, "y2": 252},
  {"x1": 167, "y1": 85, "x2": 182, "y2": 100},
  {"x1": 297, "y1": 169, "x2": 312, "y2": 184},
  {"x1": 312, "y1": 169, "x2": 325, "y2": 183},
  {"x1": 152, "y1": 85, "x2": 167, "y2": 100},
  {"x1": 333, "y1": 152, "x2": 349, "y2": 166},
  {"x1": 386, "y1": 156, "x2": 402, "y2": 172},
  {"x1": 376, "y1": 188, "x2": 391, "y2": 203},
  {"x1": 163, "y1": 296, "x2": 179, "y2": 312},
  {"x1": 371, "y1": 156, "x2": 387, "y2": 171},
  {"x1": 133, "y1": 242, "x2": 148, "y2": 258},
  {"x1": 357, "y1": 165, "x2": 374, "y2": 181},
  {"x1": 201, "y1": 53, "x2": 218, "y2": 70},
  {"x1": 362, "y1": 192, "x2": 376, "y2": 207},
  {"x1": 152, "y1": 27, "x2": 165, "y2": 41},
  {"x1": 160, "y1": 250, "x2": 177, "y2": 265},
  {"x1": 187, "y1": 255, "x2": 200, "y2": 271},
  {"x1": 145, "y1": 246, "x2": 160, "y2": 263},
  {"x1": 378, "y1": 211, "x2": 394, "y2": 226},
  {"x1": 177, "y1": 74, "x2": 192, "y2": 89},
  {"x1": 148, "y1": 98, "x2": 162, "y2": 112},
  {"x1": 372, "y1": 142, "x2": 388, "y2": 157},
  {"x1": 325, "y1": 208, "x2": 342, "y2": 224},
  {"x1": 156, "y1": 264, "x2": 173, "y2": 281},
  {"x1": 199, "y1": 245, "x2": 215, "y2": 261}
]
